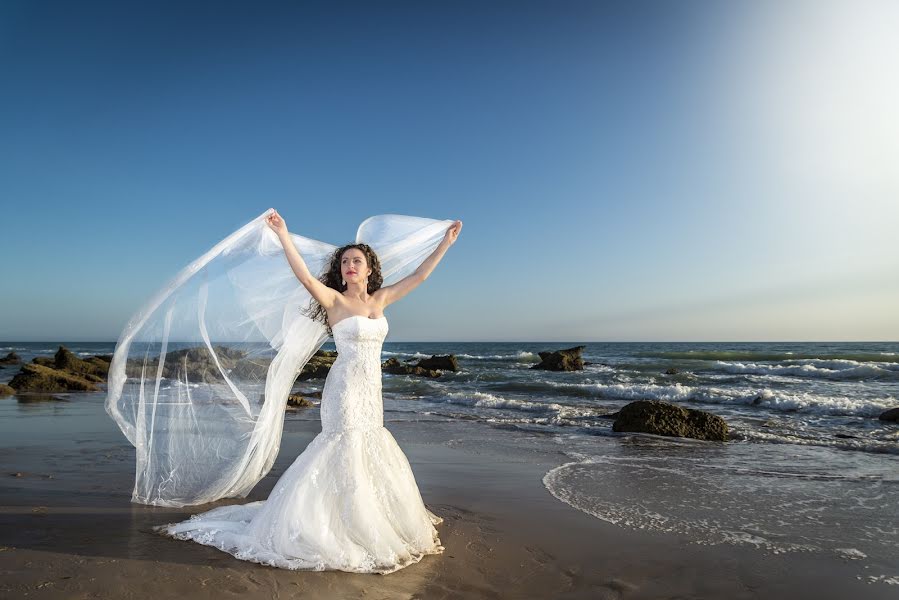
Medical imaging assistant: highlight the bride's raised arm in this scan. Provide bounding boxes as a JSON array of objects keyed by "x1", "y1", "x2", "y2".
[
  {"x1": 266, "y1": 209, "x2": 340, "y2": 310},
  {"x1": 377, "y1": 220, "x2": 462, "y2": 307}
]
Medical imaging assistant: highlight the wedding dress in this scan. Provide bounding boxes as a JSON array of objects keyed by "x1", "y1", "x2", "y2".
[
  {"x1": 103, "y1": 209, "x2": 454, "y2": 573},
  {"x1": 152, "y1": 314, "x2": 445, "y2": 574}
]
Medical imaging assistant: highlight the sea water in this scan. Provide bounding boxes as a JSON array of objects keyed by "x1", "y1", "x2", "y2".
[{"x1": 2, "y1": 340, "x2": 897, "y2": 585}]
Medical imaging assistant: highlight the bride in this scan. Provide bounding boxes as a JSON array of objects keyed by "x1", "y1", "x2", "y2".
[{"x1": 150, "y1": 210, "x2": 462, "y2": 574}]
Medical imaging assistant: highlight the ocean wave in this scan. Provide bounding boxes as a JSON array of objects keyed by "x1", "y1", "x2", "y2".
[
  {"x1": 442, "y1": 390, "x2": 565, "y2": 414},
  {"x1": 381, "y1": 349, "x2": 542, "y2": 362},
  {"x1": 380, "y1": 350, "x2": 434, "y2": 360},
  {"x1": 713, "y1": 359, "x2": 899, "y2": 380},
  {"x1": 430, "y1": 392, "x2": 611, "y2": 428},
  {"x1": 732, "y1": 428, "x2": 899, "y2": 456},
  {"x1": 536, "y1": 380, "x2": 896, "y2": 418},
  {"x1": 636, "y1": 350, "x2": 899, "y2": 364}
]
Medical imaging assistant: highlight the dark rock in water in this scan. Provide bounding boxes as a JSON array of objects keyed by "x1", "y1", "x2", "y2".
[
  {"x1": 834, "y1": 433, "x2": 858, "y2": 439},
  {"x1": 612, "y1": 400, "x2": 729, "y2": 442},
  {"x1": 415, "y1": 355, "x2": 459, "y2": 372},
  {"x1": 286, "y1": 394, "x2": 314, "y2": 408},
  {"x1": 124, "y1": 344, "x2": 250, "y2": 384},
  {"x1": 664, "y1": 367, "x2": 680, "y2": 375},
  {"x1": 8, "y1": 363, "x2": 100, "y2": 392},
  {"x1": 879, "y1": 408, "x2": 899, "y2": 422},
  {"x1": 36, "y1": 346, "x2": 113, "y2": 381},
  {"x1": 0, "y1": 384, "x2": 15, "y2": 396},
  {"x1": 531, "y1": 346, "x2": 585, "y2": 371},
  {"x1": 0, "y1": 351, "x2": 21, "y2": 365},
  {"x1": 378, "y1": 353, "x2": 458, "y2": 377},
  {"x1": 381, "y1": 357, "x2": 442, "y2": 378},
  {"x1": 231, "y1": 359, "x2": 270, "y2": 380},
  {"x1": 298, "y1": 350, "x2": 338, "y2": 380}
]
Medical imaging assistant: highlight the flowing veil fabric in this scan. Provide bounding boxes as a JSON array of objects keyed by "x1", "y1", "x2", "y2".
[{"x1": 105, "y1": 208, "x2": 454, "y2": 507}]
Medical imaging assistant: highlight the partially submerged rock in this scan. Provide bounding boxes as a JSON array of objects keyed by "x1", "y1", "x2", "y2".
[
  {"x1": 297, "y1": 350, "x2": 338, "y2": 380},
  {"x1": 879, "y1": 407, "x2": 899, "y2": 422},
  {"x1": 381, "y1": 358, "x2": 442, "y2": 378},
  {"x1": 8, "y1": 363, "x2": 101, "y2": 393},
  {"x1": 286, "y1": 393, "x2": 314, "y2": 408},
  {"x1": 5, "y1": 346, "x2": 113, "y2": 392},
  {"x1": 612, "y1": 400, "x2": 729, "y2": 442},
  {"x1": 124, "y1": 345, "x2": 251, "y2": 384},
  {"x1": 380, "y1": 353, "x2": 459, "y2": 378},
  {"x1": 0, "y1": 351, "x2": 21, "y2": 365},
  {"x1": 415, "y1": 355, "x2": 459, "y2": 372},
  {"x1": 530, "y1": 346, "x2": 585, "y2": 371}
]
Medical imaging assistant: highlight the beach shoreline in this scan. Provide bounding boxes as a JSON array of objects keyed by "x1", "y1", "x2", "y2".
[{"x1": 1, "y1": 395, "x2": 896, "y2": 599}]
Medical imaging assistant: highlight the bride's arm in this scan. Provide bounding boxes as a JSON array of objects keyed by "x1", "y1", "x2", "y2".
[
  {"x1": 267, "y1": 210, "x2": 340, "y2": 309},
  {"x1": 377, "y1": 220, "x2": 462, "y2": 307}
]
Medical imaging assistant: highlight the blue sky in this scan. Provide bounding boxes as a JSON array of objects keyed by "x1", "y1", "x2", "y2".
[{"x1": 1, "y1": 0, "x2": 897, "y2": 342}]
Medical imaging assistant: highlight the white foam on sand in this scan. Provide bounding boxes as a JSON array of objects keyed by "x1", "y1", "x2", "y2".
[{"x1": 540, "y1": 448, "x2": 899, "y2": 585}]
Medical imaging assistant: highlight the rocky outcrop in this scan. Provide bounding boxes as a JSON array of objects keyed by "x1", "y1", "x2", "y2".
[
  {"x1": 415, "y1": 355, "x2": 459, "y2": 372},
  {"x1": 123, "y1": 345, "x2": 261, "y2": 384},
  {"x1": 380, "y1": 353, "x2": 459, "y2": 378},
  {"x1": 5, "y1": 347, "x2": 114, "y2": 392},
  {"x1": 612, "y1": 400, "x2": 729, "y2": 441},
  {"x1": 381, "y1": 358, "x2": 442, "y2": 378},
  {"x1": 286, "y1": 393, "x2": 314, "y2": 408},
  {"x1": 8, "y1": 363, "x2": 101, "y2": 392},
  {"x1": 530, "y1": 346, "x2": 585, "y2": 371},
  {"x1": 879, "y1": 407, "x2": 899, "y2": 422},
  {"x1": 0, "y1": 384, "x2": 15, "y2": 396},
  {"x1": 297, "y1": 350, "x2": 338, "y2": 380},
  {"x1": 0, "y1": 351, "x2": 21, "y2": 365}
]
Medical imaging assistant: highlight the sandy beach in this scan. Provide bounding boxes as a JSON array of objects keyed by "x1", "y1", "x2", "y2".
[{"x1": 0, "y1": 393, "x2": 894, "y2": 600}]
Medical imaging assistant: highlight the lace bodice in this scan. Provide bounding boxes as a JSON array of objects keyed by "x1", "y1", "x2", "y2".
[{"x1": 320, "y1": 315, "x2": 389, "y2": 433}]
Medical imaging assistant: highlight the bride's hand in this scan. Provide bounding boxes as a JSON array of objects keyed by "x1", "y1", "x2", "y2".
[
  {"x1": 444, "y1": 220, "x2": 462, "y2": 246},
  {"x1": 266, "y1": 209, "x2": 288, "y2": 236}
]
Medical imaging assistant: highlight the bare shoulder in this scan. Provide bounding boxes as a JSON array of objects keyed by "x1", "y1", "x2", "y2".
[{"x1": 299, "y1": 275, "x2": 341, "y2": 311}]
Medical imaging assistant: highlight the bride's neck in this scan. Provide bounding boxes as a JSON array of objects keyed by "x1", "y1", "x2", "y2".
[{"x1": 342, "y1": 288, "x2": 369, "y2": 301}]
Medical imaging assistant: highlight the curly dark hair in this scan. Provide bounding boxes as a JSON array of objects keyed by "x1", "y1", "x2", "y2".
[{"x1": 301, "y1": 243, "x2": 384, "y2": 337}]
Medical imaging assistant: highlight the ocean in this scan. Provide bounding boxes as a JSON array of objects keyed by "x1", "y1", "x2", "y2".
[{"x1": 2, "y1": 340, "x2": 897, "y2": 585}]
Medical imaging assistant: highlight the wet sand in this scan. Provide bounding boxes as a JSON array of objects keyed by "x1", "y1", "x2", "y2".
[{"x1": 0, "y1": 400, "x2": 895, "y2": 599}]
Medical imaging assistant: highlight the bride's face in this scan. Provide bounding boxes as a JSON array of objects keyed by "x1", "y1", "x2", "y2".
[{"x1": 341, "y1": 248, "x2": 370, "y2": 283}]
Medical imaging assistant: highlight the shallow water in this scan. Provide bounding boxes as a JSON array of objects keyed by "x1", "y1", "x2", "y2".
[{"x1": 2, "y1": 340, "x2": 898, "y2": 585}]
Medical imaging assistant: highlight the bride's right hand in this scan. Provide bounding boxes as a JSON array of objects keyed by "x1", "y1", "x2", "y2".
[{"x1": 266, "y1": 209, "x2": 288, "y2": 236}]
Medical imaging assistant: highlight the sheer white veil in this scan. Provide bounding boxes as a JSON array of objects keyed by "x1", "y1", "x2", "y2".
[{"x1": 105, "y1": 208, "x2": 454, "y2": 507}]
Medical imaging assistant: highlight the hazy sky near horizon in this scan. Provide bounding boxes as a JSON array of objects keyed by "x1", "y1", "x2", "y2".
[{"x1": 1, "y1": 0, "x2": 897, "y2": 342}]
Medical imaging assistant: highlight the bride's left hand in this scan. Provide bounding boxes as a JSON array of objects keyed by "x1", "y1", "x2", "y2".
[{"x1": 444, "y1": 220, "x2": 462, "y2": 246}]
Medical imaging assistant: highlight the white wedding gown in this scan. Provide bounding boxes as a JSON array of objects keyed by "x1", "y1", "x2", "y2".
[{"x1": 152, "y1": 314, "x2": 445, "y2": 574}]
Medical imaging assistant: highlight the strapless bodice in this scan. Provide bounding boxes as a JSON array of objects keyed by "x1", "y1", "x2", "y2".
[{"x1": 320, "y1": 315, "x2": 389, "y2": 433}]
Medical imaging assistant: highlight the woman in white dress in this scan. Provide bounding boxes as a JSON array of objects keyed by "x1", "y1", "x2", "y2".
[{"x1": 151, "y1": 210, "x2": 462, "y2": 574}]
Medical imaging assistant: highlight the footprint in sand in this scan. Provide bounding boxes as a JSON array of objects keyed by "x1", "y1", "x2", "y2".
[
  {"x1": 466, "y1": 540, "x2": 493, "y2": 559},
  {"x1": 524, "y1": 545, "x2": 556, "y2": 565}
]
